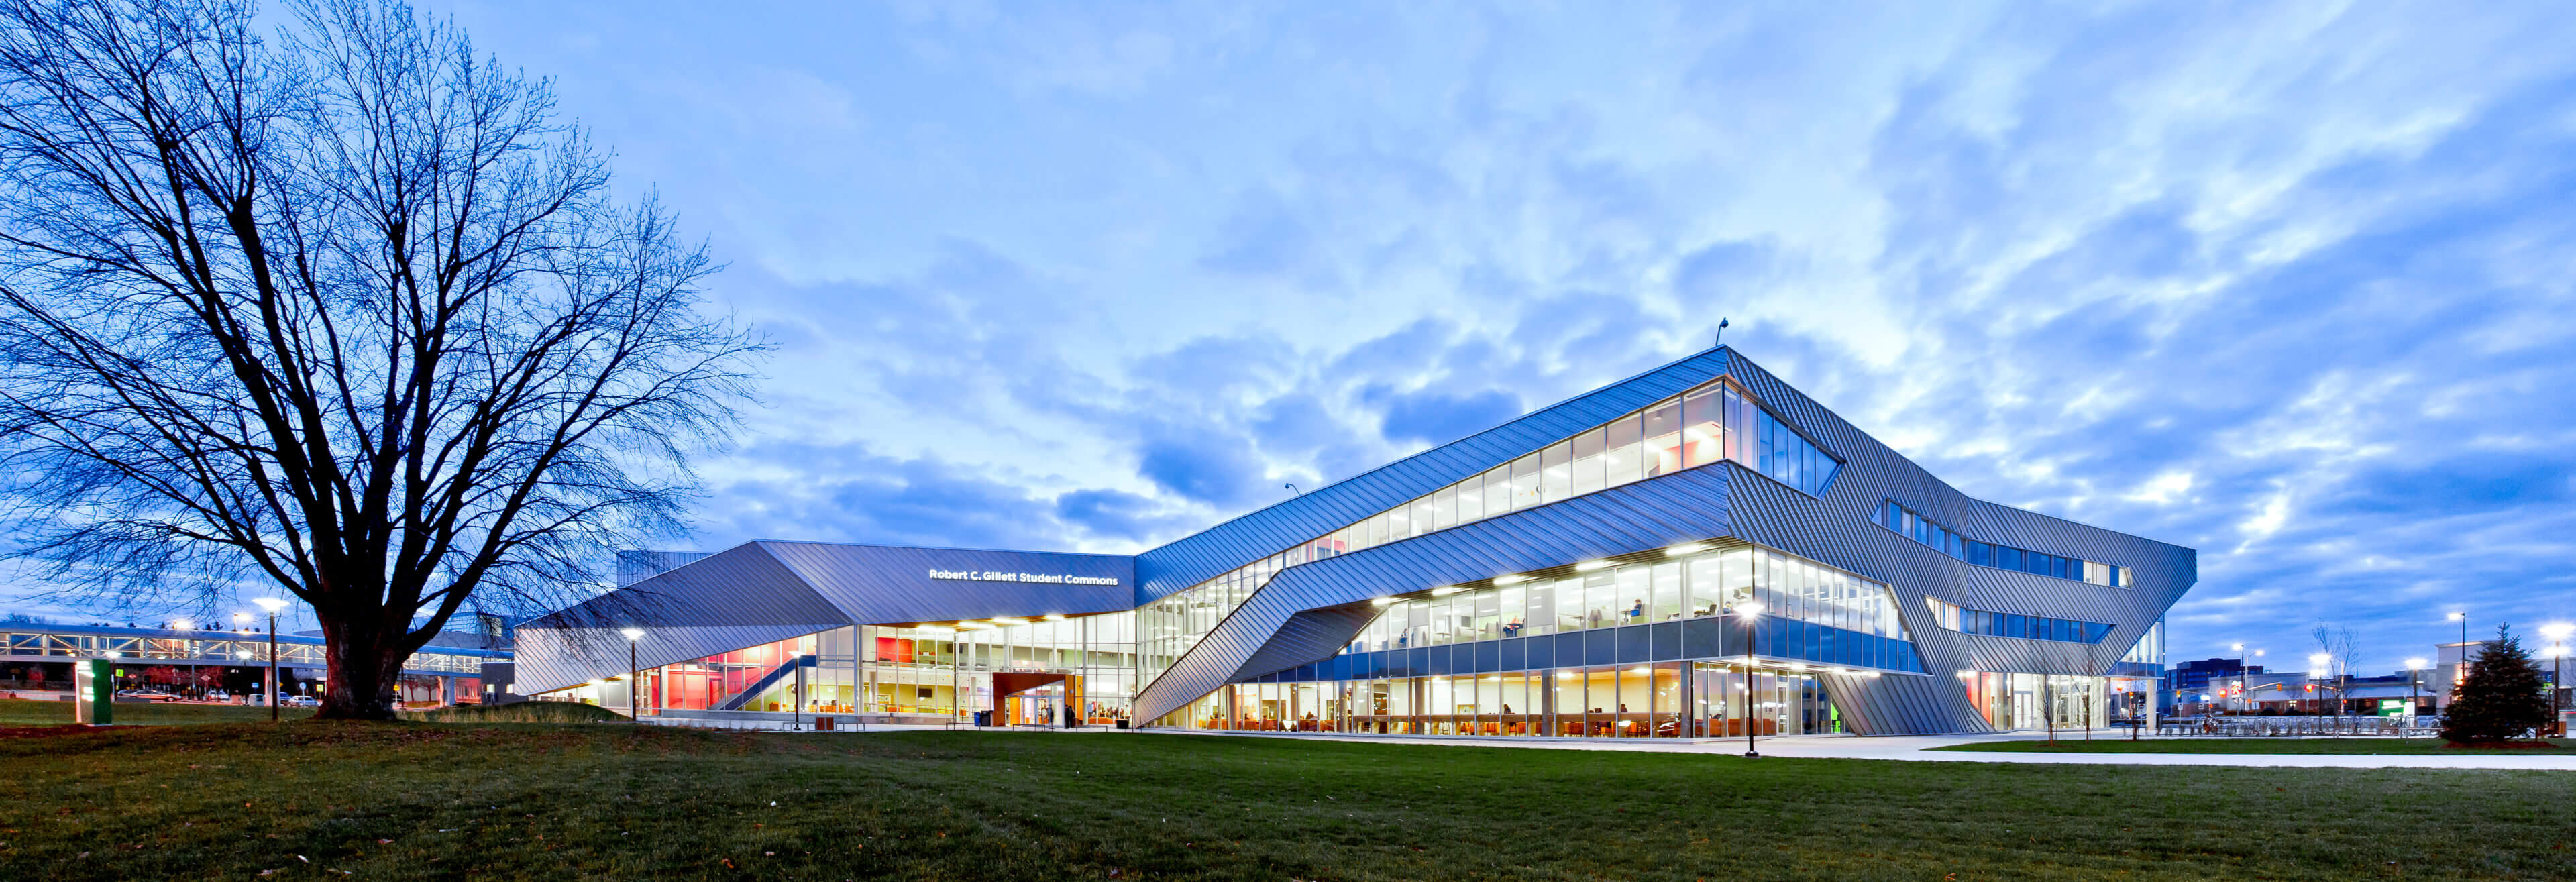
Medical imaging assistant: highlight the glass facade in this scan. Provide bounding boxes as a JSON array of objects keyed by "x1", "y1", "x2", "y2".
[
  {"x1": 620, "y1": 612, "x2": 1139, "y2": 724},
  {"x1": 1339, "y1": 543, "x2": 1905, "y2": 653},
  {"x1": 1957, "y1": 671, "x2": 2112, "y2": 730},
  {"x1": 1170, "y1": 661, "x2": 1843, "y2": 737},
  {"x1": 1152, "y1": 543, "x2": 1923, "y2": 737},
  {"x1": 1922, "y1": 596, "x2": 2112, "y2": 644},
  {"x1": 1873, "y1": 500, "x2": 2126, "y2": 587},
  {"x1": 1134, "y1": 378, "x2": 1843, "y2": 700}
]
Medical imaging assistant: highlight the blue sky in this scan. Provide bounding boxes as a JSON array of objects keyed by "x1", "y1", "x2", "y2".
[{"x1": 14, "y1": 2, "x2": 2576, "y2": 675}]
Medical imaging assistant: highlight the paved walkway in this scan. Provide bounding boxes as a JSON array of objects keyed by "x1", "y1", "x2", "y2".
[
  {"x1": 635, "y1": 717, "x2": 2576, "y2": 769},
  {"x1": 1160, "y1": 728, "x2": 2576, "y2": 769}
]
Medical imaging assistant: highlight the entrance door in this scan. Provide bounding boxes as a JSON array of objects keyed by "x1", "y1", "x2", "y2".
[
  {"x1": 2010, "y1": 688, "x2": 2037, "y2": 729},
  {"x1": 1006, "y1": 685, "x2": 1067, "y2": 726}
]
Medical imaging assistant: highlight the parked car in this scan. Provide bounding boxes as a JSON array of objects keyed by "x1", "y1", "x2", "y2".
[
  {"x1": 115, "y1": 688, "x2": 182, "y2": 702},
  {"x1": 284, "y1": 695, "x2": 320, "y2": 708}
]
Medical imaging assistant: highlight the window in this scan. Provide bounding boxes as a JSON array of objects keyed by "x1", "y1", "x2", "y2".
[{"x1": 1923, "y1": 596, "x2": 2111, "y2": 644}]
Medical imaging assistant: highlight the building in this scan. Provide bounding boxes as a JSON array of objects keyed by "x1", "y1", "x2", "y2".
[
  {"x1": 0, "y1": 620, "x2": 509, "y2": 706},
  {"x1": 514, "y1": 347, "x2": 2194, "y2": 737}
]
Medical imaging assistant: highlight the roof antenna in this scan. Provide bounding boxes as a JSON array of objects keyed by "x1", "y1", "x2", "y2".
[
  {"x1": 1284, "y1": 482, "x2": 1300, "y2": 496},
  {"x1": 1715, "y1": 317, "x2": 1729, "y2": 348}
]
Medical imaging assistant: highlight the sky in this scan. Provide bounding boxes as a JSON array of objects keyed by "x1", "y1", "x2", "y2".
[{"x1": 10, "y1": 1, "x2": 2576, "y2": 675}]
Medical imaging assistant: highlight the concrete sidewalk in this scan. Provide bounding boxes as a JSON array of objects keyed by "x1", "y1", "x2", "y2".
[{"x1": 1161, "y1": 728, "x2": 2576, "y2": 769}]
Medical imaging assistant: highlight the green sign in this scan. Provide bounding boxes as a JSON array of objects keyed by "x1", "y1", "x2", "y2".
[
  {"x1": 2377, "y1": 699, "x2": 2407, "y2": 716},
  {"x1": 74, "y1": 658, "x2": 112, "y2": 725}
]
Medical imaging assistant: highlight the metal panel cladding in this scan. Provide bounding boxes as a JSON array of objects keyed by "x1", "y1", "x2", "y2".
[
  {"x1": 1129, "y1": 351, "x2": 1735, "y2": 606},
  {"x1": 1129, "y1": 466, "x2": 1733, "y2": 726}
]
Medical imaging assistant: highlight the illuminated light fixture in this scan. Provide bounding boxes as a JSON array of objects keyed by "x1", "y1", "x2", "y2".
[
  {"x1": 1370, "y1": 596, "x2": 1400, "y2": 606},
  {"x1": 1483, "y1": 675, "x2": 1501, "y2": 682},
  {"x1": 1664, "y1": 543, "x2": 1705, "y2": 556},
  {"x1": 1629, "y1": 666, "x2": 1651, "y2": 675},
  {"x1": 2405, "y1": 657, "x2": 2428, "y2": 671},
  {"x1": 1556, "y1": 671, "x2": 1576, "y2": 679},
  {"x1": 1735, "y1": 602, "x2": 1764, "y2": 618},
  {"x1": 1430, "y1": 586, "x2": 1464, "y2": 596},
  {"x1": 989, "y1": 617, "x2": 1026, "y2": 626},
  {"x1": 1863, "y1": 671, "x2": 1883, "y2": 678},
  {"x1": 171, "y1": 619, "x2": 193, "y2": 631},
  {"x1": 621, "y1": 628, "x2": 645, "y2": 641},
  {"x1": 235, "y1": 650, "x2": 253, "y2": 660},
  {"x1": 252, "y1": 597, "x2": 288, "y2": 614},
  {"x1": 1491, "y1": 575, "x2": 1526, "y2": 586},
  {"x1": 954, "y1": 622, "x2": 988, "y2": 630},
  {"x1": 1043, "y1": 614, "x2": 1066, "y2": 621},
  {"x1": 1574, "y1": 560, "x2": 1613, "y2": 571}
]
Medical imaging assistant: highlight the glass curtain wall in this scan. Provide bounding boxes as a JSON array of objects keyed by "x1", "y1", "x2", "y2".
[
  {"x1": 1958, "y1": 671, "x2": 2110, "y2": 730},
  {"x1": 624, "y1": 612, "x2": 1139, "y2": 722},
  {"x1": 1131, "y1": 378, "x2": 1843, "y2": 700},
  {"x1": 1171, "y1": 662, "x2": 1838, "y2": 738},
  {"x1": 1341, "y1": 543, "x2": 1904, "y2": 656}
]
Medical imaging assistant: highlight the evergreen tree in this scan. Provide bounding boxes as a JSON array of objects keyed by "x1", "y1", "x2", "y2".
[{"x1": 2441, "y1": 626, "x2": 2553, "y2": 743}]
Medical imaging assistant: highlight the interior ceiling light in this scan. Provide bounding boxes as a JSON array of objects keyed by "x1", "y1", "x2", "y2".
[
  {"x1": 1664, "y1": 543, "x2": 1706, "y2": 556},
  {"x1": 1370, "y1": 596, "x2": 1399, "y2": 606},
  {"x1": 1574, "y1": 560, "x2": 1613, "y2": 571},
  {"x1": 1430, "y1": 586, "x2": 1464, "y2": 596},
  {"x1": 1491, "y1": 575, "x2": 1526, "y2": 586}
]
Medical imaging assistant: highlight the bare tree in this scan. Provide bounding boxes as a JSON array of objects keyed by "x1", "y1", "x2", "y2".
[
  {"x1": 2311, "y1": 623, "x2": 2362, "y2": 720},
  {"x1": 0, "y1": 0, "x2": 761, "y2": 718}
]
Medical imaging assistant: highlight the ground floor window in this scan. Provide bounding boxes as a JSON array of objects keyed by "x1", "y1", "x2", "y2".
[
  {"x1": 1959, "y1": 671, "x2": 2121, "y2": 730},
  {"x1": 1165, "y1": 661, "x2": 1842, "y2": 738}
]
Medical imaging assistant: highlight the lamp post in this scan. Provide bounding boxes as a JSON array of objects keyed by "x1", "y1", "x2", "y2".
[
  {"x1": 2308, "y1": 653, "x2": 2332, "y2": 720},
  {"x1": 1736, "y1": 601, "x2": 1764, "y2": 758},
  {"x1": 2229, "y1": 643, "x2": 2263, "y2": 718},
  {"x1": 252, "y1": 598, "x2": 288, "y2": 722},
  {"x1": 231, "y1": 612, "x2": 252, "y2": 703},
  {"x1": 2404, "y1": 657, "x2": 2427, "y2": 724},
  {"x1": 621, "y1": 628, "x2": 646, "y2": 722},
  {"x1": 2542, "y1": 624, "x2": 2573, "y2": 716},
  {"x1": 2446, "y1": 611, "x2": 2469, "y2": 712}
]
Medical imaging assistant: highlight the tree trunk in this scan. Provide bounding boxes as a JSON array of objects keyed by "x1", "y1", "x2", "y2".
[{"x1": 315, "y1": 616, "x2": 407, "y2": 720}]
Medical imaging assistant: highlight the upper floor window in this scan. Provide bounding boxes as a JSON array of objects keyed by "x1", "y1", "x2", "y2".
[{"x1": 1874, "y1": 500, "x2": 2127, "y2": 587}]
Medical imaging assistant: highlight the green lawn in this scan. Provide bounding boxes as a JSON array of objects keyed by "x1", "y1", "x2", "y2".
[
  {"x1": 5, "y1": 724, "x2": 2574, "y2": 881},
  {"x1": 0, "y1": 698, "x2": 313, "y2": 726},
  {"x1": 1937, "y1": 736, "x2": 2573, "y2": 755}
]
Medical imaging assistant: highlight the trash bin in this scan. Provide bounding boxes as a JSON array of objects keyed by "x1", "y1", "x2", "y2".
[
  {"x1": 1115, "y1": 719, "x2": 1128, "y2": 730},
  {"x1": 973, "y1": 710, "x2": 991, "y2": 727}
]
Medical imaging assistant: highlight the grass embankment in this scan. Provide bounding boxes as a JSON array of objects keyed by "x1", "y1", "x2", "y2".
[
  {"x1": 1937, "y1": 736, "x2": 2573, "y2": 755},
  {"x1": 7, "y1": 725, "x2": 2576, "y2": 881},
  {"x1": 400, "y1": 702, "x2": 628, "y2": 724},
  {"x1": 0, "y1": 698, "x2": 313, "y2": 726}
]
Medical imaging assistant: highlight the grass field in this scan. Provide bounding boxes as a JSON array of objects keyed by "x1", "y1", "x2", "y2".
[
  {"x1": 7, "y1": 722, "x2": 2576, "y2": 881},
  {"x1": 1937, "y1": 736, "x2": 2573, "y2": 755},
  {"x1": 0, "y1": 698, "x2": 313, "y2": 726}
]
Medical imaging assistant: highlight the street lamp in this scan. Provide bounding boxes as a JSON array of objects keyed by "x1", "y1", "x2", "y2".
[
  {"x1": 1735, "y1": 601, "x2": 1764, "y2": 758},
  {"x1": 621, "y1": 628, "x2": 646, "y2": 722},
  {"x1": 2542, "y1": 624, "x2": 2573, "y2": 715},
  {"x1": 2229, "y1": 643, "x2": 2263, "y2": 718},
  {"x1": 252, "y1": 598, "x2": 288, "y2": 722},
  {"x1": 2405, "y1": 657, "x2": 2428, "y2": 723},
  {"x1": 2308, "y1": 653, "x2": 2332, "y2": 719}
]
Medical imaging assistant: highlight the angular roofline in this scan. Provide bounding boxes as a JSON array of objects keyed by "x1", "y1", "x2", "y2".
[
  {"x1": 1136, "y1": 345, "x2": 1733, "y2": 559},
  {"x1": 746, "y1": 538, "x2": 1134, "y2": 559}
]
